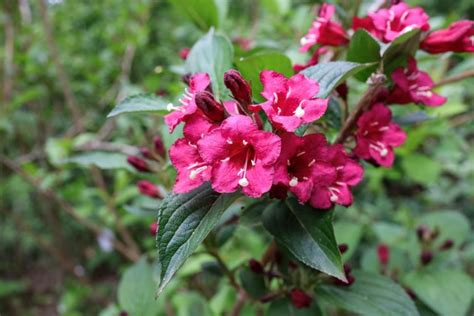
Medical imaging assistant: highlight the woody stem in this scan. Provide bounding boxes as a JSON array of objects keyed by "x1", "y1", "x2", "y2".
[{"x1": 434, "y1": 69, "x2": 474, "y2": 88}]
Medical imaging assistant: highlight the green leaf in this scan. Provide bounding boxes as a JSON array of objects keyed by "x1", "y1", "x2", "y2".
[
  {"x1": 347, "y1": 29, "x2": 381, "y2": 81},
  {"x1": 156, "y1": 183, "x2": 239, "y2": 296},
  {"x1": 169, "y1": 0, "x2": 220, "y2": 31},
  {"x1": 62, "y1": 152, "x2": 133, "y2": 171},
  {"x1": 185, "y1": 29, "x2": 234, "y2": 99},
  {"x1": 262, "y1": 198, "x2": 345, "y2": 281},
  {"x1": 239, "y1": 267, "x2": 267, "y2": 299},
  {"x1": 261, "y1": 0, "x2": 291, "y2": 16},
  {"x1": 404, "y1": 269, "x2": 472, "y2": 316},
  {"x1": 317, "y1": 270, "x2": 419, "y2": 316},
  {"x1": 107, "y1": 94, "x2": 169, "y2": 118},
  {"x1": 235, "y1": 51, "x2": 293, "y2": 102},
  {"x1": 382, "y1": 29, "x2": 421, "y2": 75},
  {"x1": 301, "y1": 62, "x2": 374, "y2": 98},
  {"x1": 401, "y1": 154, "x2": 442, "y2": 186},
  {"x1": 266, "y1": 298, "x2": 322, "y2": 316},
  {"x1": 334, "y1": 221, "x2": 364, "y2": 260},
  {"x1": 118, "y1": 258, "x2": 161, "y2": 316},
  {"x1": 418, "y1": 211, "x2": 469, "y2": 246}
]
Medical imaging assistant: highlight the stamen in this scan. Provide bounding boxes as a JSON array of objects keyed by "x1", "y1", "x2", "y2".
[
  {"x1": 273, "y1": 92, "x2": 279, "y2": 104},
  {"x1": 286, "y1": 87, "x2": 292, "y2": 100},
  {"x1": 239, "y1": 177, "x2": 249, "y2": 187},
  {"x1": 242, "y1": 140, "x2": 248, "y2": 146},
  {"x1": 294, "y1": 100, "x2": 305, "y2": 118},
  {"x1": 296, "y1": 151, "x2": 306, "y2": 157},
  {"x1": 189, "y1": 166, "x2": 207, "y2": 180},
  {"x1": 289, "y1": 177, "x2": 298, "y2": 187},
  {"x1": 379, "y1": 126, "x2": 389, "y2": 131},
  {"x1": 226, "y1": 138, "x2": 233, "y2": 144},
  {"x1": 307, "y1": 159, "x2": 316, "y2": 167},
  {"x1": 221, "y1": 157, "x2": 230, "y2": 162},
  {"x1": 287, "y1": 159, "x2": 291, "y2": 166}
]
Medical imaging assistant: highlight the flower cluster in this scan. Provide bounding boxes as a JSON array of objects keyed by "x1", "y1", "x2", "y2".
[{"x1": 166, "y1": 70, "x2": 363, "y2": 209}]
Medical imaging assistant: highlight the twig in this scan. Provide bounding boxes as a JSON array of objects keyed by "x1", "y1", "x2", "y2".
[
  {"x1": 434, "y1": 69, "x2": 474, "y2": 88},
  {"x1": 229, "y1": 289, "x2": 248, "y2": 316},
  {"x1": 0, "y1": 154, "x2": 140, "y2": 262},
  {"x1": 207, "y1": 247, "x2": 239, "y2": 290},
  {"x1": 261, "y1": 240, "x2": 277, "y2": 267},
  {"x1": 38, "y1": 0, "x2": 84, "y2": 133},
  {"x1": 2, "y1": 9, "x2": 15, "y2": 104}
]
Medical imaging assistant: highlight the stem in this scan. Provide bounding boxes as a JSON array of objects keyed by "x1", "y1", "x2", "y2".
[
  {"x1": 434, "y1": 69, "x2": 474, "y2": 88},
  {"x1": 229, "y1": 289, "x2": 248, "y2": 316},
  {"x1": 207, "y1": 247, "x2": 239, "y2": 290}
]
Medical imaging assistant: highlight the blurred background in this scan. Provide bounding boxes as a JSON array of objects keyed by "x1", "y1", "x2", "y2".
[{"x1": 1, "y1": 0, "x2": 473, "y2": 315}]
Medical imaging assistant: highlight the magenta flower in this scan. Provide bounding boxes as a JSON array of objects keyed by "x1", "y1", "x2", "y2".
[
  {"x1": 353, "y1": 103, "x2": 406, "y2": 167},
  {"x1": 354, "y1": 2, "x2": 430, "y2": 43},
  {"x1": 388, "y1": 57, "x2": 446, "y2": 107},
  {"x1": 273, "y1": 133, "x2": 328, "y2": 204},
  {"x1": 421, "y1": 20, "x2": 474, "y2": 54},
  {"x1": 251, "y1": 71, "x2": 328, "y2": 132},
  {"x1": 164, "y1": 73, "x2": 211, "y2": 132},
  {"x1": 300, "y1": 3, "x2": 349, "y2": 52},
  {"x1": 310, "y1": 145, "x2": 363, "y2": 209},
  {"x1": 197, "y1": 115, "x2": 281, "y2": 198},
  {"x1": 169, "y1": 138, "x2": 211, "y2": 193}
]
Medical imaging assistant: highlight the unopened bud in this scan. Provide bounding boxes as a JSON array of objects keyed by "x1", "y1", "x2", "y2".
[
  {"x1": 224, "y1": 70, "x2": 253, "y2": 107},
  {"x1": 153, "y1": 136, "x2": 166, "y2": 158},
  {"x1": 338, "y1": 243, "x2": 348, "y2": 254},
  {"x1": 194, "y1": 91, "x2": 226, "y2": 122},
  {"x1": 182, "y1": 73, "x2": 192, "y2": 86},
  {"x1": 248, "y1": 259, "x2": 264, "y2": 274},
  {"x1": 377, "y1": 244, "x2": 390, "y2": 265},
  {"x1": 420, "y1": 250, "x2": 433, "y2": 265},
  {"x1": 140, "y1": 147, "x2": 155, "y2": 161},
  {"x1": 149, "y1": 222, "x2": 159, "y2": 236},
  {"x1": 127, "y1": 156, "x2": 151, "y2": 172},
  {"x1": 416, "y1": 224, "x2": 431, "y2": 242},
  {"x1": 179, "y1": 47, "x2": 190, "y2": 60},
  {"x1": 439, "y1": 239, "x2": 454, "y2": 251},
  {"x1": 290, "y1": 289, "x2": 312, "y2": 309},
  {"x1": 137, "y1": 180, "x2": 162, "y2": 199}
]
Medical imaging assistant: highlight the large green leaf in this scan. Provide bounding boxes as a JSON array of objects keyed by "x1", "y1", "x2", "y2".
[
  {"x1": 185, "y1": 29, "x2": 234, "y2": 99},
  {"x1": 118, "y1": 258, "x2": 161, "y2": 316},
  {"x1": 382, "y1": 29, "x2": 421, "y2": 75},
  {"x1": 262, "y1": 198, "x2": 345, "y2": 280},
  {"x1": 235, "y1": 51, "x2": 293, "y2": 102},
  {"x1": 239, "y1": 267, "x2": 267, "y2": 299},
  {"x1": 169, "y1": 0, "x2": 220, "y2": 30},
  {"x1": 418, "y1": 211, "x2": 469, "y2": 246},
  {"x1": 347, "y1": 29, "x2": 381, "y2": 81},
  {"x1": 107, "y1": 94, "x2": 169, "y2": 118},
  {"x1": 301, "y1": 61, "x2": 374, "y2": 98},
  {"x1": 404, "y1": 269, "x2": 472, "y2": 316},
  {"x1": 261, "y1": 0, "x2": 291, "y2": 16},
  {"x1": 317, "y1": 270, "x2": 419, "y2": 316},
  {"x1": 156, "y1": 183, "x2": 239, "y2": 296}
]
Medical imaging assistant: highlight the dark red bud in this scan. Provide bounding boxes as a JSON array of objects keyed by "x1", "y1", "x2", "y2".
[
  {"x1": 336, "y1": 83, "x2": 348, "y2": 101},
  {"x1": 416, "y1": 224, "x2": 431, "y2": 242},
  {"x1": 127, "y1": 156, "x2": 151, "y2": 172},
  {"x1": 149, "y1": 222, "x2": 159, "y2": 236},
  {"x1": 153, "y1": 136, "x2": 166, "y2": 158},
  {"x1": 405, "y1": 288, "x2": 417, "y2": 300},
  {"x1": 119, "y1": 311, "x2": 128, "y2": 316},
  {"x1": 179, "y1": 47, "x2": 190, "y2": 60},
  {"x1": 259, "y1": 292, "x2": 278, "y2": 303},
  {"x1": 343, "y1": 264, "x2": 352, "y2": 275},
  {"x1": 248, "y1": 259, "x2": 264, "y2": 274},
  {"x1": 194, "y1": 91, "x2": 226, "y2": 122},
  {"x1": 439, "y1": 239, "x2": 454, "y2": 250},
  {"x1": 224, "y1": 69, "x2": 253, "y2": 107},
  {"x1": 338, "y1": 243, "x2": 348, "y2": 254},
  {"x1": 140, "y1": 147, "x2": 155, "y2": 161},
  {"x1": 182, "y1": 73, "x2": 192, "y2": 86},
  {"x1": 377, "y1": 244, "x2": 390, "y2": 265},
  {"x1": 420, "y1": 250, "x2": 433, "y2": 265},
  {"x1": 137, "y1": 180, "x2": 162, "y2": 199},
  {"x1": 290, "y1": 289, "x2": 312, "y2": 309}
]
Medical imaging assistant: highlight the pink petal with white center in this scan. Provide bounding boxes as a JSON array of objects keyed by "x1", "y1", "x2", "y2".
[
  {"x1": 287, "y1": 74, "x2": 320, "y2": 100},
  {"x1": 197, "y1": 129, "x2": 229, "y2": 163},
  {"x1": 340, "y1": 160, "x2": 364, "y2": 186},
  {"x1": 260, "y1": 70, "x2": 288, "y2": 100},
  {"x1": 301, "y1": 98, "x2": 329, "y2": 123},
  {"x1": 249, "y1": 131, "x2": 281, "y2": 166},
  {"x1": 183, "y1": 113, "x2": 219, "y2": 143},
  {"x1": 210, "y1": 160, "x2": 241, "y2": 194},
  {"x1": 243, "y1": 163, "x2": 275, "y2": 198},
  {"x1": 310, "y1": 187, "x2": 332, "y2": 209},
  {"x1": 384, "y1": 124, "x2": 407, "y2": 147}
]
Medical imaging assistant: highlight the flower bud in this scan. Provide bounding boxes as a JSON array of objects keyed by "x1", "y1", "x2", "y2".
[
  {"x1": 420, "y1": 250, "x2": 433, "y2": 265},
  {"x1": 290, "y1": 289, "x2": 312, "y2": 309},
  {"x1": 439, "y1": 239, "x2": 454, "y2": 251},
  {"x1": 137, "y1": 180, "x2": 162, "y2": 199},
  {"x1": 140, "y1": 147, "x2": 155, "y2": 161},
  {"x1": 194, "y1": 91, "x2": 226, "y2": 122},
  {"x1": 416, "y1": 224, "x2": 431, "y2": 242},
  {"x1": 224, "y1": 70, "x2": 253, "y2": 107},
  {"x1": 154, "y1": 136, "x2": 166, "y2": 158},
  {"x1": 127, "y1": 156, "x2": 151, "y2": 172},
  {"x1": 179, "y1": 47, "x2": 190, "y2": 60},
  {"x1": 182, "y1": 73, "x2": 192, "y2": 86},
  {"x1": 149, "y1": 222, "x2": 159, "y2": 236},
  {"x1": 338, "y1": 243, "x2": 348, "y2": 254},
  {"x1": 248, "y1": 259, "x2": 264, "y2": 274},
  {"x1": 377, "y1": 244, "x2": 390, "y2": 265}
]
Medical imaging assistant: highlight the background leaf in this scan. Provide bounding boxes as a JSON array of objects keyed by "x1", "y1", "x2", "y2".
[
  {"x1": 347, "y1": 29, "x2": 381, "y2": 81},
  {"x1": 156, "y1": 183, "x2": 239, "y2": 296},
  {"x1": 61, "y1": 152, "x2": 133, "y2": 171},
  {"x1": 266, "y1": 297, "x2": 322, "y2": 316},
  {"x1": 382, "y1": 29, "x2": 421, "y2": 75},
  {"x1": 262, "y1": 198, "x2": 345, "y2": 280},
  {"x1": 317, "y1": 270, "x2": 419, "y2": 316},
  {"x1": 107, "y1": 94, "x2": 169, "y2": 118},
  {"x1": 185, "y1": 29, "x2": 234, "y2": 99},
  {"x1": 169, "y1": 0, "x2": 220, "y2": 30}
]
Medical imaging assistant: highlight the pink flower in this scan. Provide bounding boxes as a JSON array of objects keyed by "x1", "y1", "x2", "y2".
[
  {"x1": 251, "y1": 71, "x2": 328, "y2": 132},
  {"x1": 421, "y1": 20, "x2": 474, "y2": 54},
  {"x1": 300, "y1": 3, "x2": 349, "y2": 52},
  {"x1": 388, "y1": 57, "x2": 446, "y2": 107},
  {"x1": 169, "y1": 138, "x2": 211, "y2": 193},
  {"x1": 310, "y1": 145, "x2": 363, "y2": 209},
  {"x1": 179, "y1": 47, "x2": 190, "y2": 60},
  {"x1": 377, "y1": 244, "x2": 390, "y2": 265},
  {"x1": 354, "y1": 2, "x2": 430, "y2": 43},
  {"x1": 197, "y1": 115, "x2": 281, "y2": 198},
  {"x1": 353, "y1": 103, "x2": 406, "y2": 167},
  {"x1": 137, "y1": 180, "x2": 163, "y2": 199},
  {"x1": 127, "y1": 156, "x2": 152, "y2": 173},
  {"x1": 164, "y1": 73, "x2": 211, "y2": 132},
  {"x1": 273, "y1": 133, "x2": 328, "y2": 204},
  {"x1": 293, "y1": 47, "x2": 329, "y2": 72}
]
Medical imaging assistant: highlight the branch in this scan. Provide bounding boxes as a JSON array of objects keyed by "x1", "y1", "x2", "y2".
[
  {"x1": 229, "y1": 289, "x2": 248, "y2": 316},
  {"x1": 434, "y1": 69, "x2": 474, "y2": 88},
  {"x1": 38, "y1": 0, "x2": 84, "y2": 133}
]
